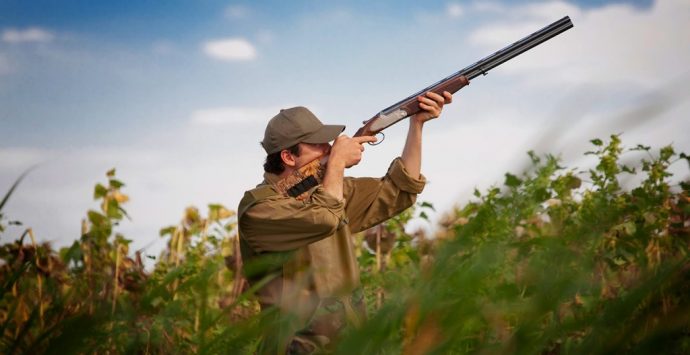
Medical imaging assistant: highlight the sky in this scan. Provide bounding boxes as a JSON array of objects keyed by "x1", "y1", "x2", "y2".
[{"x1": 1, "y1": 0, "x2": 688, "y2": 259}]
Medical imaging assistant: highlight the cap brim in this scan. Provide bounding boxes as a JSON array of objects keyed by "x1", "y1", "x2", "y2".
[{"x1": 302, "y1": 124, "x2": 345, "y2": 144}]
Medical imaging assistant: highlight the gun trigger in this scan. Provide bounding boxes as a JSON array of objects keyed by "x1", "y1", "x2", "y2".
[{"x1": 368, "y1": 132, "x2": 385, "y2": 146}]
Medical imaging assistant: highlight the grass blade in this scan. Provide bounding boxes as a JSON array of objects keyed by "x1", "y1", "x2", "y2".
[{"x1": 0, "y1": 167, "x2": 35, "y2": 213}]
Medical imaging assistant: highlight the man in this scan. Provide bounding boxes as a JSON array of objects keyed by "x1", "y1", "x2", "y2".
[{"x1": 238, "y1": 91, "x2": 453, "y2": 354}]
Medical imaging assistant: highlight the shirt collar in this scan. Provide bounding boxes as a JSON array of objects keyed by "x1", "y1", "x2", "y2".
[{"x1": 262, "y1": 171, "x2": 281, "y2": 186}]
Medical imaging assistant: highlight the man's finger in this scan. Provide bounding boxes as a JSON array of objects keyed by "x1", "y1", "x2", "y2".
[
  {"x1": 443, "y1": 91, "x2": 453, "y2": 103},
  {"x1": 353, "y1": 135, "x2": 378, "y2": 144},
  {"x1": 418, "y1": 96, "x2": 440, "y2": 108},
  {"x1": 421, "y1": 94, "x2": 444, "y2": 108},
  {"x1": 419, "y1": 102, "x2": 433, "y2": 110},
  {"x1": 425, "y1": 91, "x2": 445, "y2": 103}
]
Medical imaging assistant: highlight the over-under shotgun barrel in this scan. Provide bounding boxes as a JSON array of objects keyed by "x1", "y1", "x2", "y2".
[{"x1": 356, "y1": 16, "x2": 574, "y2": 136}]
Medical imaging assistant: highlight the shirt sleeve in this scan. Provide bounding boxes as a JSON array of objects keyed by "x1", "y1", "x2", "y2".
[
  {"x1": 343, "y1": 157, "x2": 427, "y2": 233},
  {"x1": 240, "y1": 186, "x2": 347, "y2": 253}
]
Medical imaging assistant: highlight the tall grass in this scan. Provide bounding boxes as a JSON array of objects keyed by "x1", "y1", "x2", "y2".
[{"x1": 0, "y1": 136, "x2": 688, "y2": 354}]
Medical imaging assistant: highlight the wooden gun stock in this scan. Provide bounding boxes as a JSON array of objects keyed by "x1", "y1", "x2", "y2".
[{"x1": 355, "y1": 76, "x2": 469, "y2": 137}]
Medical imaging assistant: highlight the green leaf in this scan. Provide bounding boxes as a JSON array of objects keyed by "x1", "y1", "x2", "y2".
[
  {"x1": 566, "y1": 175, "x2": 582, "y2": 189},
  {"x1": 118, "y1": 207, "x2": 131, "y2": 221},
  {"x1": 109, "y1": 179, "x2": 125, "y2": 189},
  {"x1": 60, "y1": 241, "x2": 83, "y2": 264},
  {"x1": 680, "y1": 181, "x2": 690, "y2": 192},
  {"x1": 106, "y1": 199, "x2": 123, "y2": 219},
  {"x1": 621, "y1": 165, "x2": 636, "y2": 174},
  {"x1": 534, "y1": 187, "x2": 550, "y2": 201},
  {"x1": 115, "y1": 234, "x2": 132, "y2": 245},
  {"x1": 504, "y1": 173, "x2": 522, "y2": 188},
  {"x1": 1, "y1": 167, "x2": 34, "y2": 213},
  {"x1": 94, "y1": 183, "x2": 107, "y2": 199},
  {"x1": 87, "y1": 210, "x2": 107, "y2": 227},
  {"x1": 680, "y1": 152, "x2": 690, "y2": 168},
  {"x1": 590, "y1": 138, "x2": 603, "y2": 146},
  {"x1": 420, "y1": 201, "x2": 435, "y2": 211},
  {"x1": 160, "y1": 226, "x2": 176, "y2": 237},
  {"x1": 659, "y1": 146, "x2": 675, "y2": 161},
  {"x1": 106, "y1": 168, "x2": 116, "y2": 177}
]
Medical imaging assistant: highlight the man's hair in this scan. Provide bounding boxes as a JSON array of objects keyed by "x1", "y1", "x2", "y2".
[{"x1": 263, "y1": 144, "x2": 300, "y2": 174}]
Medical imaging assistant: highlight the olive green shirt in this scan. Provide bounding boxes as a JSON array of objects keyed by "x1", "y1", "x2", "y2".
[{"x1": 238, "y1": 157, "x2": 425, "y2": 322}]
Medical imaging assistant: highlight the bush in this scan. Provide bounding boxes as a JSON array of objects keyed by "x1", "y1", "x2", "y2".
[{"x1": 1, "y1": 136, "x2": 688, "y2": 354}]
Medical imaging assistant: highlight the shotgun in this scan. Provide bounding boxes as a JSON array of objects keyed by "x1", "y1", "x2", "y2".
[
  {"x1": 278, "y1": 16, "x2": 574, "y2": 199},
  {"x1": 355, "y1": 15, "x2": 574, "y2": 138}
]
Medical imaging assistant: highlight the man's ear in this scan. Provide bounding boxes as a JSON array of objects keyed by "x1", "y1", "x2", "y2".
[{"x1": 280, "y1": 149, "x2": 297, "y2": 167}]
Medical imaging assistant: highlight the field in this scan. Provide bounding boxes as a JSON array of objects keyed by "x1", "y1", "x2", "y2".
[{"x1": 1, "y1": 135, "x2": 689, "y2": 354}]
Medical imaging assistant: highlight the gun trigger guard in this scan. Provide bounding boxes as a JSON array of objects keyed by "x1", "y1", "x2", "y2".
[{"x1": 368, "y1": 132, "x2": 385, "y2": 146}]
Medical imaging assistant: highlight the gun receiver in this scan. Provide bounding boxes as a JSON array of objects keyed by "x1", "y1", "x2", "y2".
[{"x1": 354, "y1": 16, "x2": 574, "y2": 137}]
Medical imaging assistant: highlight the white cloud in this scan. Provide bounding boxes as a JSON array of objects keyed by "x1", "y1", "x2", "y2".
[
  {"x1": 466, "y1": 0, "x2": 690, "y2": 88},
  {"x1": 2, "y1": 27, "x2": 54, "y2": 43},
  {"x1": 202, "y1": 38, "x2": 257, "y2": 61},
  {"x1": 190, "y1": 106, "x2": 284, "y2": 126},
  {"x1": 447, "y1": 3, "x2": 464, "y2": 18}
]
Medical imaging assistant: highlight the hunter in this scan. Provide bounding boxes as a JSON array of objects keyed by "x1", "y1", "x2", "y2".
[{"x1": 238, "y1": 90, "x2": 453, "y2": 354}]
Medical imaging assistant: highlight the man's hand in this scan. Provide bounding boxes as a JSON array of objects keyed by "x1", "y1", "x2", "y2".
[
  {"x1": 412, "y1": 91, "x2": 453, "y2": 124},
  {"x1": 322, "y1": 135, "x2": 377, "y2": 200},
  {"x1": 401, "y1": 90, "x2": 453, "y2": 179},
  {"x1": 330, "y1": 135, "x2": 378, "y2": 168}
]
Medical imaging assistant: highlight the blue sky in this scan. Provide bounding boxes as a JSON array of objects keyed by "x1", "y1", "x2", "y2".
[
  {"x1": 0, "y1": 0, "x2": 656, "y2": 147},
  {"x1": 1, "y1": 0, "x2": 688, "y2": 257}
]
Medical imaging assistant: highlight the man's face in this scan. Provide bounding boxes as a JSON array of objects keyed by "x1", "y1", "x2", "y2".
[{"x1": 293, "y1": 142, "x2": 330, "y2": 168}]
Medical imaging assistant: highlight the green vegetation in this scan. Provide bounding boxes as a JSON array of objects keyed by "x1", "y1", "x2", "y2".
[{"x1": 1, "y1": 135, "x2": 689, "y2": 354}]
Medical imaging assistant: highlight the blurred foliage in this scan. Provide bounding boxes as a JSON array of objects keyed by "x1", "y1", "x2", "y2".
[
  {"x1": 1, "y1": 136, "x2": 689, "y2": 354},
  {"x1": 0, "y1": 169, "x2": 253, "y2": 353},
  {"x1": 340, "y1": 135, "x2": 690, "y2": 354}
]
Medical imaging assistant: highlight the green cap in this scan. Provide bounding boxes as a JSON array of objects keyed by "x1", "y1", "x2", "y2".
[{"x1": 261, "y1": 106, "x2": 345, "y2": 154}]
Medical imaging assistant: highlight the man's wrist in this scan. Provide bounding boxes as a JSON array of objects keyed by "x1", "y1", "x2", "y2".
[
  {"x1": 327, "y1": 156, "x2": 347, "y2": 171},
  {"x1": 409, "y1": 118, "x2": 425, "y2": 132}
]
